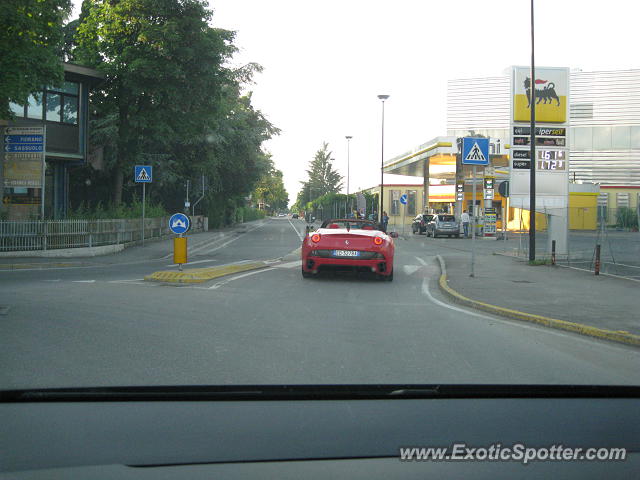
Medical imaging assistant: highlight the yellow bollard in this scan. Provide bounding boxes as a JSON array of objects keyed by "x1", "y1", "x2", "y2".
[{"x1": 174, "y1": 237, "x2": 187, "y2": 267}]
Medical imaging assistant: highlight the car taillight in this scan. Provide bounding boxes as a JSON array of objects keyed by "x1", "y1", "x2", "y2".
[
  {"x1": 373, "y1": 236, "x2": 383, "y2": 245},
  {"x1": 311, "y1": 233, "x2": 321, "y2": 243}
]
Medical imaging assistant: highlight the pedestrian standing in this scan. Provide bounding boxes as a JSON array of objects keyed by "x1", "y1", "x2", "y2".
[
  {"x1": 382, "y1": 211, "x2": 389, "y2": 232},
  {"x1": 461, "y1": 210, "x2": 471, "y2": 238}
]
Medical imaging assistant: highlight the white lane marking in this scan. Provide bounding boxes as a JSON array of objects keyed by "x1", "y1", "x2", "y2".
[
  {"x1": 43, "y1": 279, "x2": 61, "y2": 282},
  {"x1": 275, "y1": 260, "x2": 302, "y2": 269},
  {"x1": 415, "y1": 256, "x2": 428, "y2": 266},
  {"x1": 403, "y1": 265, "x2": 420, "y2": 275},
  {"x1": 72, "y1": 280, "x2": 96, "y2": 283},
  {"x1": 108, "y1": 281, "x2": 156, "y2": 286},
  {"x1": 207, "y1": 267, "x2": 276, "y2": 290},
  {"x1": 420, "y1": 266, "x2": 636, "y2": 352},
  {"x1": 287, "y1": 218, "x2": 304, "y2": 241},
  {"x1": 421, "y1": 277, "x2": 495, "y2": 321},
  {"x1": 160, "y1": 234, "x2": 225, "y2": 259},
  {"x1": 165, "y1": 259, "x2": 217, "y2": 267},
  {"x1": 196, "y1": 223, "x2": 268, "y2": 256},
  {"x1": 107, "y1": 279, "x2": 144, "y2": 283}
]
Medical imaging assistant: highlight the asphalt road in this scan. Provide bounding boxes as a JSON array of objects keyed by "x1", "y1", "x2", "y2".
[{"x1": 1, "y1": 217, "x2": 639, "y2": 389}]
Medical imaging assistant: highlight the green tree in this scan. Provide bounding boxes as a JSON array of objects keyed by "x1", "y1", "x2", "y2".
[
  {"x1": 0, "y1": 0, "x2": 72, "y2": 119},
  {"x1": 297, "y1": 142, "x2": 343, "y2": 205},
  {"x1": 253, "y1": 157, "x2": 289, "y2": 213},
  {"x1": 75, "y1": 0, "x2": 239, "y2": 205}
]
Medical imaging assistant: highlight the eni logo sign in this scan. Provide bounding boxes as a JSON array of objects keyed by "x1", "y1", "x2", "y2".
[{"x1": 513, "y1": 67, "x2": 568, "y2": 123}]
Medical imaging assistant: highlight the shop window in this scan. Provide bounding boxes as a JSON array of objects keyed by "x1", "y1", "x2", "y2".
[
  {"x1": 407, "y1": 190, "x2": 417, "y2": 215},
  {"x1": 46, "y1": 93, "x2": 61, "y2": 122},
  {"x1": 9, "y1": 101, "x2": 24, "y2": 117},
  {"x1": 44, "y1": 82, "x2": 79, "y2": 125},
  {"x1": 62, "y1": 96, "x2": 78, "y2": 124},
  {"x1": 390, "y1": 190, "x2": 400, "y2": 216},
  {"x1": 27, "y1": 93, "x2": 43, "y2": 119}
]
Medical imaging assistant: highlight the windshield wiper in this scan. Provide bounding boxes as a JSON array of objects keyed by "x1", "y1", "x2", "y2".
[{"x1": 2, "y1": 384, "x2": 640, "y2": 402}]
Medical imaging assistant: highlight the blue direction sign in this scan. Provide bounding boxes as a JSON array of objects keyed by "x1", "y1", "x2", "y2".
[
  {"x1": 169, "y1": 213, "x2": 190, "y2": 234},
  {"x1": 462, "y1": 137, "x2": 490, "y2": 165},
  {"x1": 400, "y1": 194, "x2": 408, "y2": 205},
  {"x1": 134, "y1": 165, "x2": 152, "y2": 183},
  {"x1": 4, "y1": 135, "x2": 43, "y2": 144},
  {"x1": 4, "y1": 143, "x2": 43, "y2": 153}
]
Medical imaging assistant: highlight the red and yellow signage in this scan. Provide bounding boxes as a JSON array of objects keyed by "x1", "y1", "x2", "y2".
[{"x1": 513, "y1": 67, "x2": 568, "y2": 123}]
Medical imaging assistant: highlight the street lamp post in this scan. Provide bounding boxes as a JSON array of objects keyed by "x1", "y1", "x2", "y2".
[
  {"x1": 377, "y1": 94, "x2": 389, "y2": 222},
  {"x1": 529, "y1": 0, "x2": 537, "y2": 262},
  {"x1": 345, "y1": 135, "x2": 352, "y2": 216}
]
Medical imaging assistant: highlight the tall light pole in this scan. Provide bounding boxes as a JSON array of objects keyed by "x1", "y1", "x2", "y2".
[
  {"x1": 529, "y1": 0, "x2": 537, "y2": 262},
  {"x1": 378, "y1": 94, "x2": 389, "y2": 221},
  {"x1": 345, "y1": 135, "x2": 352, "y2": 216}
]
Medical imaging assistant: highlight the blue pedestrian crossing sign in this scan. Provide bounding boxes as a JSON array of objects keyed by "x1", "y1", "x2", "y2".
[
  {"x1": 462, "y1": 137, "x2": 490, "y2": 166},
  {"x1": 400, "y1": 194, "x2": 408, "y2": 205},
  {"x1": 169, "y1": 213, "x2": 190, "y2": 234},
  {"x1": 134, "y1": 165, "x2": 153, "y2": 183}
]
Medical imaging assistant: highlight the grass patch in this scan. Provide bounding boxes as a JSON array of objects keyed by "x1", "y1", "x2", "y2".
[{"x1": 528, "y1": 258, "x2": 552, "y2": 266}]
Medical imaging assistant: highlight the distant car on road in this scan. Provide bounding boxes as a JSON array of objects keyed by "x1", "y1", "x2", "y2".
[
  {"x1": 301, "y1": 218, "x2": 394, "y2": 281},
  {"x1": 292, "y1": 213, "x2": 299, "y2": 219},
  {"x1": 278, "y1": 213, "x2": 286, "y2": 217},
  {"x1": 411, "y1": 214, "x2": 434, "y2": 235},
  {"x1": 426, "y1": 214, "x2": 460, "y2": 238}
]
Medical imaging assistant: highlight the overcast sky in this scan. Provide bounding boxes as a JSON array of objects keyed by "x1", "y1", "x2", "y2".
[{"x1": 71, "y1": 0, "x2": 639, "y2": 205}]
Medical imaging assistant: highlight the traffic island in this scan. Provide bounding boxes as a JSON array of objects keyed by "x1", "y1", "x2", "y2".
[
  {"x1": 144, "y1": 261, "x2": 270, "y2": 284},
  {"x1": 436, "y1": 255, "x2": 640, "y2": 348}
]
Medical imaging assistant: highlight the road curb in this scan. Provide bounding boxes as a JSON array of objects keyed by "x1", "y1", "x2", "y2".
[
  {"x1": 0, "y1": 262, "x2": 84, "y2": 271},
  {"x1": 0, "y1": 244, "x2": 125, "y2": 259},
  {"x1": 144, "y1": 261, "x2": 270, "y2": 284},
  {"x1": 435, "y1": 255, "x2": 640, "y2": 348}
]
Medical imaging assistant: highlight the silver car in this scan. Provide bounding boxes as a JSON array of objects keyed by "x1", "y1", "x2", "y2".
[{"x1": 426, "y1": 214, "x2": 461, "y2": 238}]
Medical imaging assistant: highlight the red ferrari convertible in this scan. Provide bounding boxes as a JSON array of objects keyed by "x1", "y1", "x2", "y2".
[{"x1": 301, "y1": 219, "x2": 394, "y2": 281}]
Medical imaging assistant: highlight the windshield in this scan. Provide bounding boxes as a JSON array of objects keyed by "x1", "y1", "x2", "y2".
[{"x1": 1, "y1": 0, "x2": 639, "y2": 394}]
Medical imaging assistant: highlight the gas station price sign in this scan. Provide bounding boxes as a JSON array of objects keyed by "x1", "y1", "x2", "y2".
[{"x1": 537, "y1": 150, "x2": 566, "y2": 171}]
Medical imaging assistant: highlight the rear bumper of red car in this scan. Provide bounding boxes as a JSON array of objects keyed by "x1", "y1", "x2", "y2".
[{"x1": 302, "y1": 255, "x2": 392, "y2": 275}]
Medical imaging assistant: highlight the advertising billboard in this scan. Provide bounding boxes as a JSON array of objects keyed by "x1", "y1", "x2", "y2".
[{"x1": 512, "y1": 66, "x2": 568, "y2": 123}]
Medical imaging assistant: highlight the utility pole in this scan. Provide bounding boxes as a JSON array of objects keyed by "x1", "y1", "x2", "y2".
[{"x1": 529, "y1": 0, "x2": 537, "y2": 261}]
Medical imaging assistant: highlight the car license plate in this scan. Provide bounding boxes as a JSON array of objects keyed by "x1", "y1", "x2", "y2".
[{"x1": 334, "y1": 250, "x2": 359, "y2": 257}]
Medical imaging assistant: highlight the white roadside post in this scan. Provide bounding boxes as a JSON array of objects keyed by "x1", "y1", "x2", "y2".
[
  {"x1": 461, "y1": 137, "x2": 490, "y2": 278},
  {"x1": 134, "y1": 165, "x2": 153, "y2": 246},
  {"x1": 471, "y1": 165, "x2": 476, "y2": 277}
]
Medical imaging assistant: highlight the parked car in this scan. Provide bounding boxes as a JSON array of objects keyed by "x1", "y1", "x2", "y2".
[
  {"x1": 426, "y1": 214, "x2": 460, "y2": 238},
  {"x1": 411, "y1": 214, "x2": 434, "y2": 234}
]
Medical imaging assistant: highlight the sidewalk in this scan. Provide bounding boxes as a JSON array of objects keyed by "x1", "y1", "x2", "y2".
[
  {"x1": 438, "y1": 251, "x2": 640, "y2": 345},
  {"x1": 0, "y1": 220, "x2": 267, "y2": 268}
]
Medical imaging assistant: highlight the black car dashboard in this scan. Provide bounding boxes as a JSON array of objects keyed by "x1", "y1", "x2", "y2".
[{"x1": 1, "y1": 385, "x2": 638, "y2": 479}]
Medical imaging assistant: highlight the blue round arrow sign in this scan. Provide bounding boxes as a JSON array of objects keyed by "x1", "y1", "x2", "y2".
[
  {"x1": 169, "y1": 213, "x2": 190, "y2": 234},
  {"x1": 400, "y1": 194, "x2": 408, "y2": 205}
]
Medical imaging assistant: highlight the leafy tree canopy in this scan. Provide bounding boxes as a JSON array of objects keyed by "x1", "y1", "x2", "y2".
[
  {"x1": 297, "y1": 142, "x2": 343, "y2": 206},
  {"x1": 0, "y1": 0, "x2": 72, "y2": 119}
]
